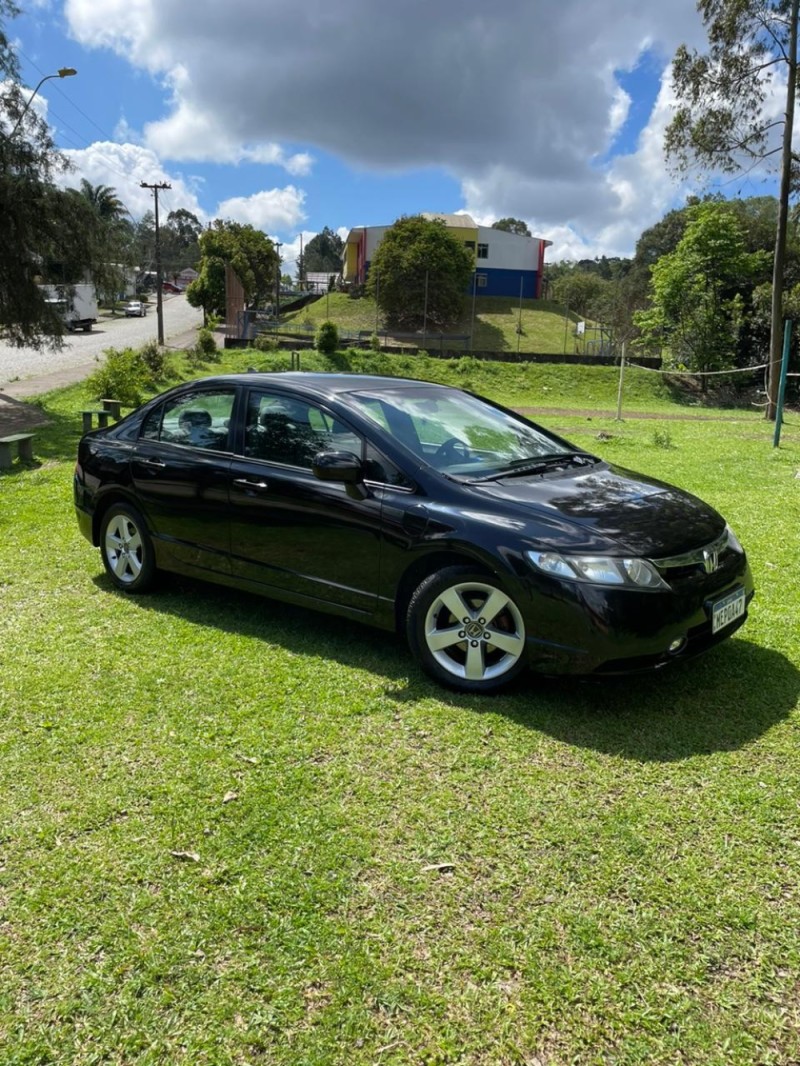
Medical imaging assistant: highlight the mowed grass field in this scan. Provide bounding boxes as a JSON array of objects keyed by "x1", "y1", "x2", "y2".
[{"x1": 1, "y1": 348, "x2": 799, "y2": 1064}]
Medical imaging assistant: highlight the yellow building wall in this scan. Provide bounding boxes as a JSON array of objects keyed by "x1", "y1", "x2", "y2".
[{"x1": 446, "y1": 223, "x2": 478, "y2": 264}]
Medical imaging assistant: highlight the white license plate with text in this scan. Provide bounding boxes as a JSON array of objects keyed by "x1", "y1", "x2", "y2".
[{"x1": 711, "y1": 587, "x2": 746, "y2": 634}]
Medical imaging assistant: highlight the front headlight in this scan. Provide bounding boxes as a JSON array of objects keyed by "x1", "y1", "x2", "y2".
[
  {"x1": 526, "y1": 550, "x2": 668, "y2": 590},
  {"x1": 725, "y1": 523, "x2": 744, "y2": 553}
]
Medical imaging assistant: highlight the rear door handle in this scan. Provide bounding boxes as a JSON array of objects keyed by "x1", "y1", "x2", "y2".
[{"x1": 233, "y1": 478, "x2": 269, "y2": 491}]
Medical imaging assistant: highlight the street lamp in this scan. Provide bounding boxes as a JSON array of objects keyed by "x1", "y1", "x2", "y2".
[{"x1": 10, "y1": 67, "x2": 77, "y2": 137}]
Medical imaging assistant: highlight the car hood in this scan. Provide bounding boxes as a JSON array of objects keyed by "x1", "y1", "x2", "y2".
[{"x1": 469, "y1": 462, "x2": 724, "y2": 557}]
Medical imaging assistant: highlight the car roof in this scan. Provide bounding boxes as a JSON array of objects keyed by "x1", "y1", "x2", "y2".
[{"x1": 191, "y1": 372, "x2": 455, "y2": 402}]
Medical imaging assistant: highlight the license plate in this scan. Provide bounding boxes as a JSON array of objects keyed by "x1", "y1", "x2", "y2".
[{"x1": 711, "y1": 586, "x2": 746, "y2": 634}]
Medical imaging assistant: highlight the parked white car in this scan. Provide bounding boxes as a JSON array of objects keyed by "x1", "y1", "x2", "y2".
[{"x1": 124, "y1": 300, "x2": 147, "y2": 317}]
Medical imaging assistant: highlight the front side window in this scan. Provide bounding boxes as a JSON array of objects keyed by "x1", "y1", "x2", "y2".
[
  {"x1": 141, "y1": 390, "x2": 235, "y2": 451},
  {"x1": 244, "y1": 392, "x2": 363, "y2": 468}
]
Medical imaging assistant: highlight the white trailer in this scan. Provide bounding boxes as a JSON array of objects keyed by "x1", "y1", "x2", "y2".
[{"x1": 41, "y1": 284, "x2": 98, "y2": 332}]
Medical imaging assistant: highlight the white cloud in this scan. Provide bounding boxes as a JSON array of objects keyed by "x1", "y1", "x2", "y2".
[
  {"x1": 607, "y1": 85, "x2": 632, "y2": 141},
  {"x1": 215, "y1": 186, "x2": 307, "y2": 233},
  {"x1": 59, "y1": 142, "x2": 206, "y2": 219}
]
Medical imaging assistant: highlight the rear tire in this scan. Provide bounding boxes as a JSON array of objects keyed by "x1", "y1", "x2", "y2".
[
  {"x1": 406, "y1": 566, "x2": 527, "y2": 693},
  {"x1": 100, "y1": 503, "x2": 156, "y2": 593}
]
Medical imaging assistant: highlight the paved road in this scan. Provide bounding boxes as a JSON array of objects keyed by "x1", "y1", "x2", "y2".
[{"x1": 0, "y1": 295, "x2": 203, "y2": 389}]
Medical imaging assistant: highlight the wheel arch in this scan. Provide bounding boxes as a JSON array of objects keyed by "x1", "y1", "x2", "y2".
[
  {"x1": 393, "y1": 547, "x2": 504, "y2": 634},
  {"x1": 91, "y1": 489, "x2": 145, "y2": 546}
]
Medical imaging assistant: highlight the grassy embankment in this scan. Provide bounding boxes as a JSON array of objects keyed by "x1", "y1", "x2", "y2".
[{"x1": 283, "y1": 292, "x2": 587, "y2": 353}]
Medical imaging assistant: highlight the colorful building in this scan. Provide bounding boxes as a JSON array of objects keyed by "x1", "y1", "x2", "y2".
[{"x1": 343, "y1": 213, "x2": 551, "y2": 299}]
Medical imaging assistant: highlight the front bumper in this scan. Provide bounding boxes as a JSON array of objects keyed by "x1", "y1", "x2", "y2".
[{"x1": 520, "y1": 558, "x2": 755, "y2": 676}]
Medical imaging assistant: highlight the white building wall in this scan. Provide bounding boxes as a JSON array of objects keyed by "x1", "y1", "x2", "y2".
[
  {"x1": 476, "y1": 226, "x2": 539, "y2": 270},
  {"x1": 365, "y1": 226, "x2": 389, "y2": 259}
]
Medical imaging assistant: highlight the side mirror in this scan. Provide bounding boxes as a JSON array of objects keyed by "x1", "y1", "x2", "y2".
[
  {"x1": 312, "y1": 450, "x2": 368, "y2": 499},
  {"x1": 312, "y1": 450, "x2": 363, "y2": 484}
]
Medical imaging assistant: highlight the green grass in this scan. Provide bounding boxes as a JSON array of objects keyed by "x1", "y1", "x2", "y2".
[
  {"x1": 283, "y1": 292, "x2": 583, "y2": 353},
  {"x1": 1, "y1": 352, "x2": 799, "y2": 1063}
]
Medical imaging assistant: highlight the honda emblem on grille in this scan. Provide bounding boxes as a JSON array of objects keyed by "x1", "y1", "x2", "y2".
[{"x1": 703, "y1": 549, "x2": 719, "y2": 574}]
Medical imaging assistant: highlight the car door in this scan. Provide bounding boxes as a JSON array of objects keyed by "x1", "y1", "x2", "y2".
[
  {"x1": 228, "y1": 388, "x2": 384, "y2": 614},
  {"x1": 131, "y1": 386, "x2": 236, "y2": 575}
]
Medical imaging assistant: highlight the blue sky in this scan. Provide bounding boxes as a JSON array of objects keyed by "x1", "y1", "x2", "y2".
[{"x1": 8, "y1": 0, "x2": 769, "y2": 273}]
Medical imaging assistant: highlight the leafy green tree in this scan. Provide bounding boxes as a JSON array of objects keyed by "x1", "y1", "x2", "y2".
[
  {"x1": 68, "y1": 180, "x2": 137, "y2": 305},
  {"x1": 491, "y1": 217, "x2": 532, "y2": 237},
  {"x1": 186, "y1": 220, "x2": 278, "y2": 318},
  {"x1": 304, "y1": 226, "x2": 344, "y2": 272},
  {"x1": 551, "y1": 268, "x2": 609, "y2": 319},
  {"x1": 666, "y1": 0, "x2": 800, "y2": 416},
  {"x1": 366, "y1": 215, "x2": 474, "y2": 330},
  {"x1": 0, "y1": 0, "x2": 99, "y2": 345},
  {"x1": 78, "y1": 180, "x2": 126, "y2": 221},
  {"x1": 634, "y1": 203, "x2": 764, "y2": 384},
  {"x1": 162, "y1": 209, "x2": 202, "y2": 279}
]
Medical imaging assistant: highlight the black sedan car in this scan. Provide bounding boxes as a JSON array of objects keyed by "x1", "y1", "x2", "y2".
[{"x1": 74, "y1": 373, "x2": 754, "y2": 692}]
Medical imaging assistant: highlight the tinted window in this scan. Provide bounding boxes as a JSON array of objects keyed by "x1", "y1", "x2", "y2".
[
  {"x1": 244, "y1": 392, "x2": 362, "y2": 468},
  {"x1": 141, "y1": 390, "x2": 235, "y2": 451}
]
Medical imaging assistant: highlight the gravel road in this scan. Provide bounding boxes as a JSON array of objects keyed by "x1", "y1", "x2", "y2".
[{"x1": 0, "y1": 295, "x2": 203, "y2": 387}]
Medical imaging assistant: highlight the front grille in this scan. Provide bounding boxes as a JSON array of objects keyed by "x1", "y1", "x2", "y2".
[{"x1": 652, "y1": 530, "x2": 740, "y2": 590}]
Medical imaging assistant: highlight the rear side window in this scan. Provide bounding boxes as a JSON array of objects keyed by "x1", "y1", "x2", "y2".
[{"x1": 141, "y1": 390, "x2": 235, "y2": 451}]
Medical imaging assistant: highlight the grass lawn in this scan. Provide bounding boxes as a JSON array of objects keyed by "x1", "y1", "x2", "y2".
[
  {"x1": 1, "y1": 350, "x2": 799, "y2": 1064},
  {"x1": 283, "y1": 293, "x2": 583, "y2": 354}
]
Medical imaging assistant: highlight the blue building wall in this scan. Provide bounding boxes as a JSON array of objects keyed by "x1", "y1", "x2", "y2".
[
  {"x1": 476, "y1": 269, "x2": 539, "y2": 298},
  {"x1": 363, "y1": 262, "x2": 540, "y2": 299}
]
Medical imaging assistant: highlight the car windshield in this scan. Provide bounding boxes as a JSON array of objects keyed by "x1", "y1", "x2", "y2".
[{"x1": 348, "y1": 385, "x2": 594, "y2": 477}]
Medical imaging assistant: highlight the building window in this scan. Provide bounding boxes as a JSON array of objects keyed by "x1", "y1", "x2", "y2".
[
  {"x1": 464, "y1": 240, "x2": 475, "y2": 251},
  {"x1": 477, "y1": 243, "x2": 489, "y2": 259},
  {"x1": 476, "y1": 273, "x2": 488, "y2": 288}
]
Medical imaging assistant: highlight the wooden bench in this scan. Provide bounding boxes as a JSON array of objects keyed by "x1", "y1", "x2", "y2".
[
  {"x1": 81, "y1": 409, "x2": 111, "y2": 433},
  {"x1": 0, "y1": 432, "x2": 35, "y2": 469},
  {"x1": 101, "y1": 398, "x2": 122, "y2": 420}
]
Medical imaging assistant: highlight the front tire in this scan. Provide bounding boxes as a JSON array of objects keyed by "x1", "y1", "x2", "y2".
[
  {"x1": 100, "y1": 503, "x2": 156, "y2": 593},
  {"x1": 406, "y1": 566, "x2": 527, "y2": 693}
]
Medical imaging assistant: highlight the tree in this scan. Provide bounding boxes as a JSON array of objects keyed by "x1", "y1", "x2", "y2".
[
  {"x1": 303, "y1": 227, "x2": 344, "y2": 272},
  {"x1": 666, "y1": 0, "x2": 800, "y2": 418},
  {"x1": 366, "y1": 215, "x2": 475, "y2": 331},
  {"x1": 78, "y1": 180, "x2": 126, "y2": 221},
  {"x1": 551, "y1": 268, "x2": 609, "y2": 319},
  {"x1": 0, "y1": 0, "x2": 98, "y2": 346},
  {"x1": 69, "y1": 179, "x2": 136, "y2": 306},
  {"x1": 161, "y1": 208, "x2": 202, "y2": 279},
  {"x1": 491, "y1": 217, "x2": 532, "y2": 237},
  {"x1": 634, "y1": 203, "x2": 764, "y2": 386},
  {"x1": 186, "y1": 220, "x2": 278, "y2": 318}
]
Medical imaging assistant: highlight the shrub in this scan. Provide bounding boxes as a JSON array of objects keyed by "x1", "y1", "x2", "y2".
[
  {"x1": 253, "y1": 333, "x2": 280, "y2": 353},
  {"x1": 139, "y1": 340, "x2": 170, "y2": 383},
  {"x1": 315, "y1": 320, "x2": 339, "y2": 354},
  {"x1": 87, "y1": 347, "x2": 149, "y2": 406},
  {"x1": 196, "y1": 328, "x2": 218, "y2": 359},
  {"x1": 370, "y1": 332, "x2": 382, "y2": 353}
]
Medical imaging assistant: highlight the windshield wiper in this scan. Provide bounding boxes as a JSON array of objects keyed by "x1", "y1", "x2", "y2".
[{"x1": 468, "y1": 452, "x2": 597, "y2": 483}]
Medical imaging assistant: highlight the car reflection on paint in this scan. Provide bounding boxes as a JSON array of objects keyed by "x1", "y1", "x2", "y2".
[{"x1": 73, "y1": 373, "x2": 754, "y2": 693}]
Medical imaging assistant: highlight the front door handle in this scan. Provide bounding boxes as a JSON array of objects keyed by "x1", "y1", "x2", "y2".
[
  {"x1": 233, "y1": 478, "x2": 269, "y2": 491},
  {"x1": 138, "y1": 457, "x2": 166, "y2": 469}
]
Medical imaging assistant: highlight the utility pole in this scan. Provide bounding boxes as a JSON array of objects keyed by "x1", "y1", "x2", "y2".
[
  {"x1": 767, "y1": 0, "x2": 799, "y2": 421},
  {"x1": 140, "y1": 181, "x2": 171, "y2": 344},
  {"x1": 274, "y1": 242, "x2": 283, "y2": 319}
]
